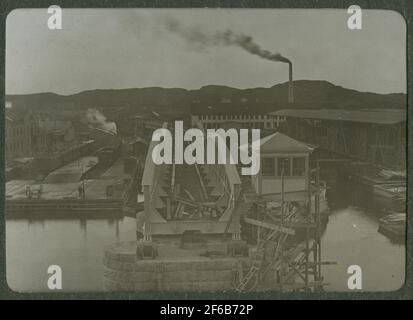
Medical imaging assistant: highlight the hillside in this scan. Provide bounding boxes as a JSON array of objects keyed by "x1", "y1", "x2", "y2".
[{"x1": 6, "y1": 80, "x2": 406, "y2": 118}]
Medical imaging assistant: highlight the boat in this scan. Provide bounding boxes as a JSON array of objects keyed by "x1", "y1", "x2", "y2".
[
  {"x1": 351, "y1": 167, "x2": 406, "y2": 212},
  {"x1": 378, "y1": 212, "x2": 406, "y2": 240},
  {"x1": 372, "y1": 182, "x2": 406, "y2": 199}
]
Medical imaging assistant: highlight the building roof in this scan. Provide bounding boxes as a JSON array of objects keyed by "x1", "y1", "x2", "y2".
[
  {"x1": 5, "y1": 109, "x2": 21, "y2": 122},
  {"x1": 241, "y1": 132, "x2": 314, "y2": 154},
  {"x1": 271, "y1": 108, "x2": 406, "y2": 125},
  {"x1": 191, "y1": 102, "x2": 276, "y2": 115},
  {"x1": 38, "y1": 118, "x2": 73, "y2": 135},
  {"x1": 6, "y1": 107, "x2": 36, "y2": 123},
  {"x1": 260, "y1": 132, "x2": 314, "y2": 153}
]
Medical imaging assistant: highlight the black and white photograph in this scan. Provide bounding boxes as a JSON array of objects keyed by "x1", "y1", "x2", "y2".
[{"x1": 4, "y1": 8, "x2": 407, "y2": 293}]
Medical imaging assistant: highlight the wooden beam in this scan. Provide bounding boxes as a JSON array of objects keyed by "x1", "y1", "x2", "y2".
[
  {"x1": 291, "y1": 261, "x2": 337, "y2": 266},
  {"x1": 166, "y1": 197, "x2": 171, "y2": 220},
  {"x1": 268, "y1": 221, "x2": 317, "y2": 228},
  {"x1": 171, "y1": 164, "x2": 176, "y2": 194},
  {"x1": 194, "y1": 163, "x2": 209, "y2": 200},
  {"x1": 184, "y1": 189, "x2": 195, "y2": 201},
  {"x1": 244, "y1": 218, "x2": 295, "y2": 235},
  {"x1": 310, "y1": 158, "x2": 351, "y2": 163}
]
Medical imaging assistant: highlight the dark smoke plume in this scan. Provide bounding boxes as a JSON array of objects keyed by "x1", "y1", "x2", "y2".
[{"x1": 164, "y1": 17, "x2": 291, "y2": 64}]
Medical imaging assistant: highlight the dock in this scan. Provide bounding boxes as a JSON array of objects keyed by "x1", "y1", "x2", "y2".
[{"x1": 5, "y1": 156, "x2": 132, "y2": 217}]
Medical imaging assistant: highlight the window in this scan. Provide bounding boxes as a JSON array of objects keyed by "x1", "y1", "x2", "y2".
[
  {"x1": 317, "y1": 126, "x2": 327, "y2": 137},
  {"x1": 261, "y1": 158, "x2": 275, "y2": 176},
  {"x1": 292, "y1": 157, "x2": 306, "y2": 176},
  {"x1": 277, "y1": 157, "x2": 291, "y2": 176}
]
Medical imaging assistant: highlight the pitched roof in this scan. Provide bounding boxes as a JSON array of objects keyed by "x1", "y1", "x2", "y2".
[
  {"x1": 5, "y1": 109, "x2": 24, "y2": 122},
  {"x1": 259, "y1": 132, "x2": 314, "y2": 153},
  {"x1": 240, "y1": 132, "x2": 313, "y2": 154}
]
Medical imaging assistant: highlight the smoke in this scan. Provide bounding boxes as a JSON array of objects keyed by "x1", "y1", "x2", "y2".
[
  {"x1": 163, "y1": 17, "x2": 291, "y2": 64},
  {"x1": 85, "y1": 109, "x2": 117, "y2": 134}
]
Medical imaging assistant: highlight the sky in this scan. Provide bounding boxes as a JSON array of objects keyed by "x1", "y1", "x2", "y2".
[{"x1": 6, "y1": 8, "x2": 407, "y2": 95}]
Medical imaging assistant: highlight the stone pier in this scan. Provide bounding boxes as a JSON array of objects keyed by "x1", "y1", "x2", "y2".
[{"x1": 103, "y1": 240, "x2": 251, "y2": 292}]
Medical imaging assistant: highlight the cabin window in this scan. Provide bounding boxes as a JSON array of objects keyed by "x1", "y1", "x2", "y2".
[
  {"x1": 261, "y1": 158, "x2": 275, "y2": 176},
  {"x1": 292, "y1": 157, "x2": 306, "y2": 176},
  {"x1": 317, "y1": 126, "x2": 327, "y2": 137},
  {"x1": 277, "y1": 157, "x2": 291, "y2": 176}
]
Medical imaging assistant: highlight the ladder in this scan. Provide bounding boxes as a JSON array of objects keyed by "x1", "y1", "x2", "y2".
[
  {"x1": 235, "y1": 229, "x2": 289, "y2": 292},
  {"x1": 235, "y1": 239, "x2": 266, "y2": 292}
]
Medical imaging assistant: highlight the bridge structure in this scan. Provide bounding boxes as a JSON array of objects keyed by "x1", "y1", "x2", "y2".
[
  {"x1": 122, "y1": 123, "x2": 333, "y2": 292},
  {"x1": 140, "y1": 123, "x2": 242, "y2": 241}
]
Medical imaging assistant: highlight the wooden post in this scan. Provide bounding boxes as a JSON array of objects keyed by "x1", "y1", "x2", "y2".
[
  {"x1": 316, "y1": 161, "x2": 322, "y2": 282},
  {"x1": 280, "y1": 166, "x2": 285, "y2": 289},
  {"x1": 305, "y1": 227, "x2": 309, "y2": 290},
  {"x1": 166, "y1": 198, "x2": 171, "y2": 220},
  {"x1": 143, "y1": 185, "x2": 152, "y2": 242}
]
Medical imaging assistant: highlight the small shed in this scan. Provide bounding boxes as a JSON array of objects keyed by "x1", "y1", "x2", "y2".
[{"x1": 251, "y1": 132, "x2": 314, "y2": 197}]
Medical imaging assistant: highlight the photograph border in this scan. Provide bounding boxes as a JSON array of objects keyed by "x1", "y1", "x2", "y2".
[{"x1": 0, "y1": 0, "x2": 411, "y2": 300}]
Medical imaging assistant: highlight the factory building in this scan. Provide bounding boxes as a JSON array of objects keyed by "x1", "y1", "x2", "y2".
[
  {"x1": 273, "y1": 108, "x2": 406, "y2": 168},
  {"x1": 5, "y1": 102, "x2": 77, "y2": 161},
  {"x1": 5, "y1": 108, "x2": 37, "y2": 161},
  {"x1": 191, "y1": 111, "x2": 286, "y2": 130},
  {"x1": 190, "y1": 99, "x2": 287, "y2": 130}
]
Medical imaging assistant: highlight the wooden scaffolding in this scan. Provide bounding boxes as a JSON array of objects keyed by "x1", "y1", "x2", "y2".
[{"x1": 235, "y1": 163, "x2": 335, "y2": 292}]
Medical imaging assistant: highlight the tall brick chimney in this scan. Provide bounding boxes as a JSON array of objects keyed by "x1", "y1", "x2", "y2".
[{"x1": 288, "y1": 62, "x2": 294, "y2": 104}]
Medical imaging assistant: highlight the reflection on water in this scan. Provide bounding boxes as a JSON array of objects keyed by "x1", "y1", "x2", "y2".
[
  {"x1": 321, "y1": 184, "x2": 405, "y2": 292},
  {"x1": 6, "y1": 185, "x2": 406, "y2": 292},
  {"x1": 6, "y1": 217, "x2": 136, "y2": 292},
  {"x1": 321, "y1": 207, "x2": 405, "y2": 292}
]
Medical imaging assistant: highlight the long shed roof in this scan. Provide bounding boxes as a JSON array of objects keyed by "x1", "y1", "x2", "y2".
[{"x1": 272, "y1": 109, "x2": 406, "y2": 125}]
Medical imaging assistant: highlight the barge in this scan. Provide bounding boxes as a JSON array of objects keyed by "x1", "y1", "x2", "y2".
[
  {"x1": 350, "y1": 166, "x2": 406, "y2": 212},
  {"x1": 378, "y1": 212, "x2": 406, "y2": 240}
]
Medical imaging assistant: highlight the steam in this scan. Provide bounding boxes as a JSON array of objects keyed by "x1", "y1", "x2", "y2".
[
  {"x1": 164, "y1": 17, "x2": 291, "y2": 64},
  {"x1": 85, "y1": 109, "x2": 117, "y2": 134}
]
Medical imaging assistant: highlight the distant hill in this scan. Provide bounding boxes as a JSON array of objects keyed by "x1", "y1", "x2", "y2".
[{"x1": 6, "y1": 80, "x2": 406, "y2": 118}]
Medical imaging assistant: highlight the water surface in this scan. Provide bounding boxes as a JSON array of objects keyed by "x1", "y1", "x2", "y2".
[{"x1": 6, "y1": 197, "x2": 405, "y2": 292}]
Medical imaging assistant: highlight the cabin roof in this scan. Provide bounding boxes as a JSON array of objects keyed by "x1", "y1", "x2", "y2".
[
  {"x1": 241, "y1": 132, "x2": 314, "y2": 154},
  {"x1": 260, "y1": 132, "x2": 314, "y2": 153}
]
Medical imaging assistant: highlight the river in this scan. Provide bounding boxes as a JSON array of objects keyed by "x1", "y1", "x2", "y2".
[{"x1": 5, "y1": 187, "x2": 405, "y2": 292}]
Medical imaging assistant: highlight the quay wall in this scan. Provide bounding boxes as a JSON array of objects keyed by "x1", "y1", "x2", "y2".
[{"x1": 103, "y1": 241, "x2": 255, "y2": 292}]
